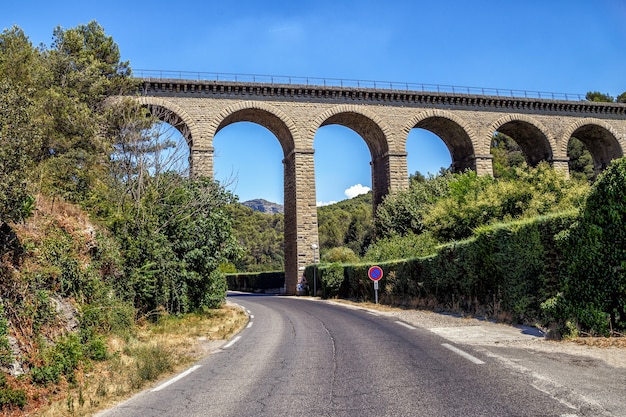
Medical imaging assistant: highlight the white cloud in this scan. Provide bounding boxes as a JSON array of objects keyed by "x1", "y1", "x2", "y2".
[
  {"x1": 344, "y1": 184, "x2": 371, "y2": 199},
  {"x1": 317, "y1": 200, "x2": 337, "y2": 207}
]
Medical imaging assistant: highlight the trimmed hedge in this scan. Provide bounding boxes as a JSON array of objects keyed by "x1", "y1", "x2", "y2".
[
  {"x1": 226, "y1": 271, "x2": 285, "y2": 293},
  {"x1": 306, "y1": 211, "x2": 577, "y2": 323}
]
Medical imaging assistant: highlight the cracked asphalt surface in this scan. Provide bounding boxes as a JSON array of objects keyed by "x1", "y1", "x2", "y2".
[{"x1": 98, "y1": 293, "x2": 625, "y2": 416}]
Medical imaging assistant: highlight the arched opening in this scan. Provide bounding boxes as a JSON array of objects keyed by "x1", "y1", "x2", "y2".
[
  {"x1": 316, "y1": 110, "x2": 389, "y2": 208},
  {"x1": 567, "y1": 124, "x2": 623, "y2": 178},
  {"x1": 492, "y1": 120, "x2": 553, "y2": 174},
  {"x1": 140, "y1": 104, "x2": 192, "y2": 176},
  {"x1": 314, "y1": 124, "x2": 373, "y2": 257},
  {"x1": 314, "y1": 125, "x2": 372, "y2": 206},
  {"x1": 213, "y1": 122, "x2": 285, "y2": 273},
  {"x1": 566, "y1": 137, "x2": 594, "y2": 182},
  {"x1": 406, "y1": 129, "x2": 453, "y2": 181},
  {"x1": 213, "y1": 122, "x2": 283, "y2": 203},
  {"x1": 406, "y1": 115, "x2": 475, "y2": 177}
]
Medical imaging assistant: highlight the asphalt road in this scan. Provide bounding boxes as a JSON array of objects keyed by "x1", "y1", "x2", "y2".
[{"x1": 99, "y1": 293, "x2": 587, "y2": 417}]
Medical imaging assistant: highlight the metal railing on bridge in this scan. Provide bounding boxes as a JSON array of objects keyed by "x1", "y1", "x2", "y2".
[{"x1": 133, "y1": 69, "x2": 586, "y2": 102}]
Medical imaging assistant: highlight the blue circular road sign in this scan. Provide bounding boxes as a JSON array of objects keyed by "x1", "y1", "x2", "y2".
[{"x1": 368, "y1": 266, "x2": 383, "y2": 281}]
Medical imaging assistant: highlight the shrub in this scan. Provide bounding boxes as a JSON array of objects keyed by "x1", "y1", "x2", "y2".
[
  {"x1": 0, "y1": 304, "x2": 12, "y2": 367},
  {"x1": 31, "y1": 333, "x2": 87, "y2": 385},
  {"x1": 364, "y1": 232, "x2": 438, "y2": 261},
  {"x1": 553, "y1": 157, "x2": 626, "y2": 335},
  {"x1": 0, "y1": 374, "x2": 26, "y2": 410},
  {"x1": 309, "y1": 211, "x2": 578, "y2": 323},
  {"x1": 319, "y1": 263, "x2": 345, "y2": 298},
  {"x1": 322, "y1": 247, "x2": 360, "y2": 264}
]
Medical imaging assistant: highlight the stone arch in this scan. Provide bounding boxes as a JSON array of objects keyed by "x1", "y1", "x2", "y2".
[
  {"x1": 561, "y1": 118, "x2": 624, "y2": 175},
  {"x1": 402, "y1": 109, "x2": 478, "y2": 172},
  {"x1": 310, "y1": 105, "x2": 393, "y2": 207},
  {"x1": 208, "y1": 100, "x2": 299, "y2": 156},
  {"x1": 489, "y1": 114, "x2": 556, "y2": 166},
  {"x1": 309, "y1": 104, "x2": 392, "y2": 155},
  {"x1": 137, "y1": 97, "x2": 198, "y2": 147}
]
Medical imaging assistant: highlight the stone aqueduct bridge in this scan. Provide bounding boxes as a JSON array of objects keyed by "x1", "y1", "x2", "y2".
[{"x1": 132, "y1": 77, "x2": 626, "y2": 294}]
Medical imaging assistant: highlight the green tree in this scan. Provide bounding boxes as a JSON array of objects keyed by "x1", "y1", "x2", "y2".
[
  {"x1": 364, "y1": 232, "x2": 438, "y2": 261},
  {"x1": 555, "y1": 157, "x2": 626, "y2": 334},
  {"x1": 585, "y1": 91, "x2": 614, "y2": 102},
  {"x1": 317, "y1": 193, "x2": 373, "y2": 256},
  {"x1": 375, "y1": 172, "x2": 452, "y2": 238},
  {"x1": 36, "y1": 21, "x2": 136, "y2": 203},
  {"x1": 321, "y1": 247, "x2": 360, "y2": 264},
  {"x1": 0, "y1": 82, "x2": 37, "y2": 224},
  {"x1": 0, "y1": 27, "x2": 42, "y2": 223},
  {"x1": 567, "y1": 137, "x2": 594, "y2": 182},
  {"x1": 491, "y1": 132, "x2": 526, "y2": 179},
  {"x1": 424, "y1": 164, "x2": 588, "y2": 241},
  {"x1": 228, "y1": 204, "x2": 284, "y2": 272},
  {"x1": 617, "y1": 92, "x2": 626, "y2": 103}
]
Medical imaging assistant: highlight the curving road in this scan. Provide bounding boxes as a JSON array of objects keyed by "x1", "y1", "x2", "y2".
[{"x1": 99, "y1": 293, "x2": 582, "y2": 416}]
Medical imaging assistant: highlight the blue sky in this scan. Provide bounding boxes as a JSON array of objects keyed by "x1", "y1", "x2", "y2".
[{"x1": 3, "y1": 0, "x2": 626, "y2": 204}]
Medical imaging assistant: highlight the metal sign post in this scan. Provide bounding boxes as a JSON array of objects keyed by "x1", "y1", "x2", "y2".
[
  {"x1": 368, "y1": 266, "x2": 383, "y2": 304},
  {"x1": 373, "y1": 280, "x2": 379, "y2": 304}
]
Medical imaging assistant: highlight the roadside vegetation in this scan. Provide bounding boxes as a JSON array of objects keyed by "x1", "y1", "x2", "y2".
[{"x1": 0, "y1": 22, "x2": 245, "y2": 414}]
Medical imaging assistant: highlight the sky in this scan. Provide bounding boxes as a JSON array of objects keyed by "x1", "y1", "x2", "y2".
[{"x1": 3, "y1": 0, "x2": 626, "y2": 205}]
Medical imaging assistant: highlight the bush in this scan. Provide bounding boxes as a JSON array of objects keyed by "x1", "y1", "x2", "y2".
[
  {"x1": 552, "y1": 157, "x2": 626, "y2": 335},
  {"x1": 0, "y1": 374, "x2": 26, "y2": 410},
  {"x1": 322, "y1": 247, "x2": 360, "y2": 263},
  {"x1": 31, "y1": 333, "x2": 87, "y2": 385},
  {"x1": 308, "y1": 211, "x2": 578, "y2": 323},
  {"x1": 318, "y1": 263, "x2": 345, "y2": 298},
  {"x1": 0, "y1": 304, "x2": 12, "y2": 367},
  {"x1": 364, "y1": 232, "x2": 438, "y2": 262}
]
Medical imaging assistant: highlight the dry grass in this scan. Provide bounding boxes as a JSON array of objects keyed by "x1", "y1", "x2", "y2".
[
  {"x1": 569, "y1": 336, "x2": 626, "y2": 349},
  {"x1": 28, "y1": 305, "x2": 248, "y2": 417}
]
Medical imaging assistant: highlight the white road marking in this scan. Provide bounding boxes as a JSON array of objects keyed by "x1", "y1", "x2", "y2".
[
  {"x1": 223, "y1": 335, "x2": 242, "y2": 349},
  {"x1": 250, "y1": 315, "x2": 255, "y2": 319},
  {"x1": 368, "y1": 311, "x2": 381, "y2": 317},
  {"x1": 441, "y1": 343, "x2": 485, "y2": 365},
  {"x1": 395, "y1": 321, "x2": 417, "y2": 330},
  {"x1": 475, "y1": 347, "x2": 607, "y2": 414},
  {"x1": 152, "y1": 365, "x2": 201, "y2": 392},
  {"x1": 246, "y1": 321, "x2": 253, "y2": 329}
]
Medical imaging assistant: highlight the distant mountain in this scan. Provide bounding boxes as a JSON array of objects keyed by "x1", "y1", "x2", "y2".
[{"x1": 242, "y1": 199, "x2": 284, "y2": 214}]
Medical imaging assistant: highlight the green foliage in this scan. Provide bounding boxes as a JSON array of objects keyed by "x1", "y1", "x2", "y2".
[
  {"x1": 318, "y1": 193, "x2": 373, "y2": 256},
  {"x1": 567, "y1": 137, "x2": 595, "y2": 183},
  {"x1": 618, "y1": 92, "x2": 626, "y2": 103},
  {"x1": 378, "y1": 163, "x2": 587, "y2": 243},
  {"x1": 29, "y1": 22, "x2": 133, "y2": 202},
  {"x1": 317, "y1": 263, "x2": 345, "y2": 298},
  {"x1": 31, "y1": 333, "x2": 88, "y2": 385},
  {"x1": 322, "y1": 247, "x2": 360, "y2": 264},
  {"x1": 364, "y1": 232, "x2": 438, "y2": 262},
  {"x1": 109, "y1": 174, "x2": 240, "y2": 313},
  {"x1": 0, "y1": 374, "x2": 26, "y2": 410},
  {"x1": 309, "y1": 212, "x2": 577, "y2": 322},
  {"x1": 553, "y1": 157, "x2": 626, "y2": 335},
  {"x1": 0, "y1": 304, "x2": 11, "y2": 366},
  {"x1": 375, "y1": 173, "x2": 451, "y2": 237},
  {"x1": 0, "y1": 78, "x2": 38, "y2": 224},
  {"x1": 491, "y1": 132, "x2": 526, "y2": 178},
  {"x1": 228, "y1": 204, "x2": 284, "y2": 272},
  {"x1": 585, "y1": 91, "x2": 614, "y2": 102}
]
